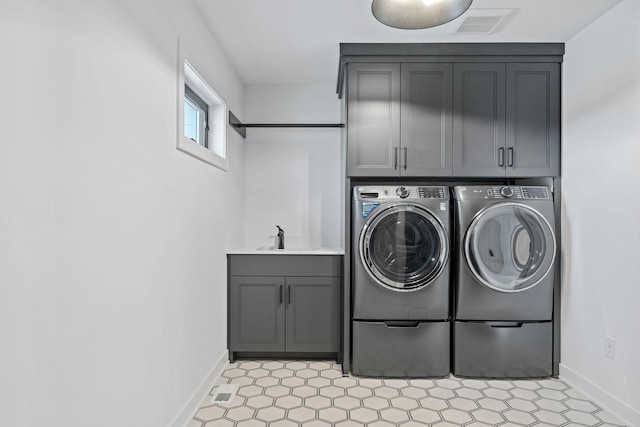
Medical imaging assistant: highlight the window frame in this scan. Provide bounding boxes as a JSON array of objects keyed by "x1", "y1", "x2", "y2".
[{"x1": 176, "y1": 39, "x2": 228, "y2": 171}]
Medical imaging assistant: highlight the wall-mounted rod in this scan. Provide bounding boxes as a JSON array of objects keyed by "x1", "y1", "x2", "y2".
[
  {"x1": 229, "y1": 111, "x2": 344, "y2": 139},
  {"x1": 242, "y1": 123, "x2": 345, "y2": 128}
]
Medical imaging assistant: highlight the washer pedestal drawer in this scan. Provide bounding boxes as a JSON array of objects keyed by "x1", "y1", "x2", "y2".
[
  {"x1": 352, "y1": 320, "x2": 450, "y2": 377},
  {"x1": 453, "y1": 321, "x2": 552, "y2": 378}
]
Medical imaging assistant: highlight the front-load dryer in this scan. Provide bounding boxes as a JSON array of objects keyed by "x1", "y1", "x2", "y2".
[
  {"x1": 453, "y1": 185, "x2": 557, "y2": 378},
  {"x1": 352, "y1": 185, "x2": 451, "y2": 377}
]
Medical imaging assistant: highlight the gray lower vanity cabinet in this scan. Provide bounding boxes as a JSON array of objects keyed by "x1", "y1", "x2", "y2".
[
  {"x1": 228, "y1": 255, "x2": 342, "y2": 360},
  {"x1": 347, "y1": 62, "x2": 452, "y2": 177},
  {"x1": 452, "y1": 62, "x2": 560, "y2": 177}
]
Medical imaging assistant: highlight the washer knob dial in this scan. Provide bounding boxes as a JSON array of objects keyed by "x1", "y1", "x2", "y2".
[
  {"x1": 396, "y1": 186, "x2": 410, "y2": 198},
  {"x1": 500, "y1": 186, "x2": 514, "y2": 198}
]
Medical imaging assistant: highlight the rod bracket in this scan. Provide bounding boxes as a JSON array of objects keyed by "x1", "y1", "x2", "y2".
[{"x1": 229, "y1": 111, "x2": 246, "y2": 138}]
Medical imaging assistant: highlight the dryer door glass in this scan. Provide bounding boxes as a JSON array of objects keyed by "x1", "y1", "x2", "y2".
[
  {"x1": 465, "y1": 203, "x2": 556, "y2": 292},
  {"x1": 361, "y1": 205, "x2": 448, "y2": 291}
]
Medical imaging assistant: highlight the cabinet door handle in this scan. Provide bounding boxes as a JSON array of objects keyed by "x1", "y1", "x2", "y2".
[
  {"x1": 508, "y1": 147, "x2": 514, "y2": 167},
  {"x1": 279, "y1": 285, "x2": 283, "y2": 304},
  {"x1": 287, "y1": 285, "x2": 291, "y2": 305},
  {"x1": 385, "y1": 321, "x2": 421, "y2": 328},
  {"x1": 403, "y1": 147, "x2": 408, "y2": 170},
  {"x1": 498, "y1": 147, "x2": 505, "y2": 167},
  {"x1": 488, "y1": 322, "x2": 523, "y2": 328},
  {"x1": 393, "y1": 147, "x2": 398, "y2": 170}
]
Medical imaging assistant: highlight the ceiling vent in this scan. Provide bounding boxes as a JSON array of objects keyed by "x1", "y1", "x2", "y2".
[{"x1": 447, "y1": 9, "x2": 516, "y2": 35}]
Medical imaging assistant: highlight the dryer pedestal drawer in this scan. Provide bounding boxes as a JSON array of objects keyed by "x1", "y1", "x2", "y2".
[
  {"x1": 453, "y1": 321, "x2": 552, "y2": 378},
  {"x1": 352, "y1": 320, "x2": 450, "y2": 377}
]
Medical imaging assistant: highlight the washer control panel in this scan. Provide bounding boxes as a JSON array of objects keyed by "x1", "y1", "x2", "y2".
[
  {"x1": 418, "y1": 187, "x2": 446, "y2": 199},
  {"x1": 396, "y1": 186, "x2": 410, "y2": 198},
  {"x1": 355, "y1": 186, "x2": 448, "y2": 200}
]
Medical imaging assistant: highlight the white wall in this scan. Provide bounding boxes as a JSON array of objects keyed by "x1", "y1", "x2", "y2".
[
  {"x1": 0, "y1": 1, "x2": 243, "y2": 426},
  {"x1": 562, "y1": 0, "x2": 640, "y2": 424},
  {"x1": 242, "y1": 85, "x2": 343, "y2": 250}
]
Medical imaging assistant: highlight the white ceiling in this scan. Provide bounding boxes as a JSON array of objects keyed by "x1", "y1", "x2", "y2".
[{"x1": 193, "y1": 0, "x2": 621, "y2": 86}]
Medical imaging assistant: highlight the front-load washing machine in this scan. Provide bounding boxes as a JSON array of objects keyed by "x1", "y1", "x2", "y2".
[
  {"x1": 453, "y1": 185, "x2": 557, "y2": 378},
  {"x1": 352, "y1": 185, "x2": 451, "y2": 377}
]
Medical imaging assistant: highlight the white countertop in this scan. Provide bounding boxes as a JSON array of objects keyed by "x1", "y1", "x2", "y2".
[{"x1": 227, "y1": 247, "x2": 344, "y2": 255}]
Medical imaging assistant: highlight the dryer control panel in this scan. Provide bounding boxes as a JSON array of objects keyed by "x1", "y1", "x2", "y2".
[
  {"x1": 521, "y1": 186, "x2": 550, "y2": 199},
  {"x1": 454, "y1": 186, "x2": 551, "y2": 200},
  {"x1": 490, "y1": 186, "x2": 523, "y2": 199}
]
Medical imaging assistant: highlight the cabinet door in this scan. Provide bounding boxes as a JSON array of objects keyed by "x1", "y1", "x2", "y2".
[
  {"x1": 401, "y1": 63, "x2": 453, "y2": 176},
  {"x1": 506, "y1": 63, "x2": 560, "y2": 177},
  {"x1": 453, "y1": 63, "x2": 506, "y2": 177},
  {"x1": 229, "y1": 276, "x2": 285, "y2": 352},
  {"x1": 347, "y1": 63, "x2": 400, "y2": 177},
  {"x1": 285, "y1": 277, "x2": 340, "y2": 352}
]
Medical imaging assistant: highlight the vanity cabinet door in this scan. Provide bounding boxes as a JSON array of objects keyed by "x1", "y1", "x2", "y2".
[
  {"x1": 285, "y1": 276, "x2": 340, "y2": 352},
  {"x1": 229, "y1": 276, "x2": 285, "y2": 352}
]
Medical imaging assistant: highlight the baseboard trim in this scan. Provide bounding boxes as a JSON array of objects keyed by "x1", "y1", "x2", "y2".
[
  {"x1": 169, "y1": 350, "x2": 229, "y2": 427},
  {"x1": 560, "y1": 363, "x2": 640, "y2": 426}
]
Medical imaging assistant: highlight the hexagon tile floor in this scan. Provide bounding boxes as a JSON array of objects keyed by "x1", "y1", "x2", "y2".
[{"x1": 187, "y1": 360, "x2": 627, "y2": 427}]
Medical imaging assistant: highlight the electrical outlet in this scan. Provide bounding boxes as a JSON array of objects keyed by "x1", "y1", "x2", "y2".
[{"x1": 605, "y1": 336, "x2": 616, "y2": 360}]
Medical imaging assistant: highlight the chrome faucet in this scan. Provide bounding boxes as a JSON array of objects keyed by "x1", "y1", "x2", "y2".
[{"x1": 276, "y1": 225, "x2": 284, "y2": 249}]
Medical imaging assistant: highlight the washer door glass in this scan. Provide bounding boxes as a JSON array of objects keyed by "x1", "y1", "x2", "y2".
[
  {"x1": 361, "y1": 204, "x2": 448, "y2": 291},
  {"x1": 465, "y1": 203, "x2": 556, "y2": 292}
]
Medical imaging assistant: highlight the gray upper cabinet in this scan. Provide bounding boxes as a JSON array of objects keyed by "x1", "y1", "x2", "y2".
[
  {"x1": 453, "y1": 63, "x2": 506, "y2": 177},
  {"x1": 453, "y1": 62, "x2": 560, "y2": 177},
  {"x1": 506, "y1": 63, "x2": 560, "y2": 177},
  {"x1": 401, "y1": 63, "x2": 453, "y2": 176},
  {"x1": 347, "y1": 63, "x2": 453, "y2": 177},
  {"x1": 340, "y1": 44, "x2": 564, "y2": 178},
  {"x1": 347, "y1": 63, "x2": 400, "y2": 177}
]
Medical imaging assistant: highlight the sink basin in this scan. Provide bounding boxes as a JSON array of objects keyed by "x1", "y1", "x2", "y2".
[
  {"x1": 228, "y1": 246, "x2": 344, "y2": 255},
  {"x1": 256, "y1": 246, "x2": 309, "y2": 251}
]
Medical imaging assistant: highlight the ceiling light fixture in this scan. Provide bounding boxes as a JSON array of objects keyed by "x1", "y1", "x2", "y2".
[{"x1": 372, "y1": 0, "x2": 473, "y2": 30}]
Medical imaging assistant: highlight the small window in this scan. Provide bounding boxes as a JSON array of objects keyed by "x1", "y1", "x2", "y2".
[
  {"x1": 184, "y1": 85, "x2": 208, "y2": 148},
  {"x1": 177, "y1": 40, "x2": 227, "y2": 170}
]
